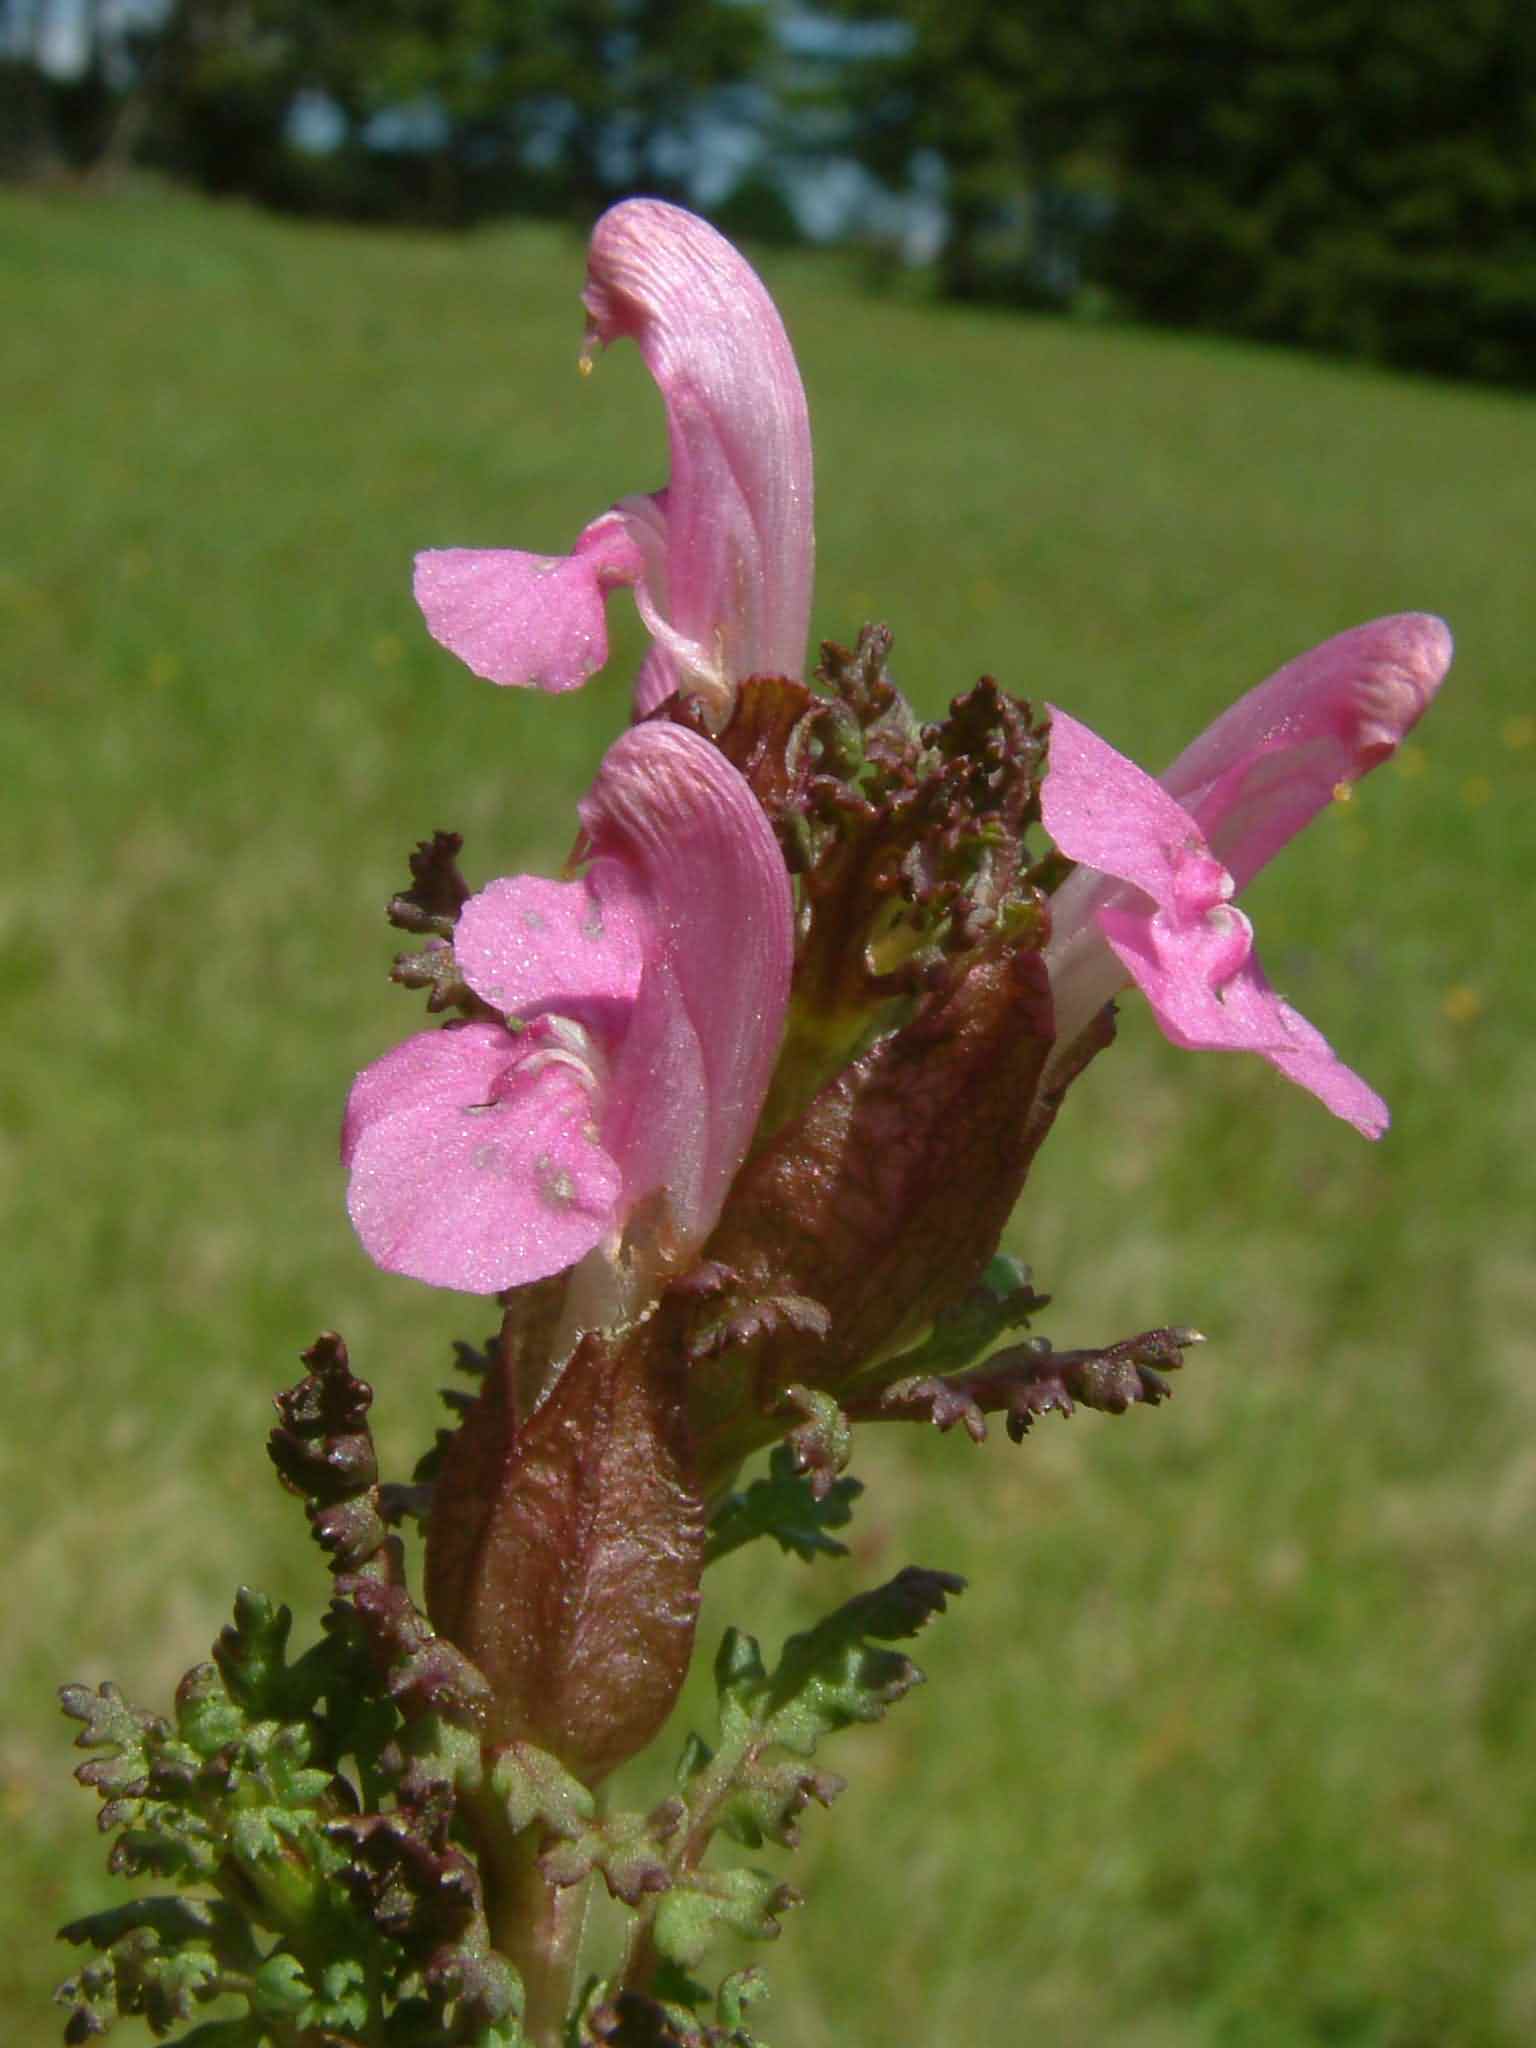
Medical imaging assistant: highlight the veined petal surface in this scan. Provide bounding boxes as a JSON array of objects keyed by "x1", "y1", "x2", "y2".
[
  {"x1": 414, "y1": 202, "x2": 813, "y2": 717},
  {"x1": 342, "y1": 1021, "x2": 622, "y2": 1292},
  {"x1": 455, "y1": 871, "x2": 647, "y2": 1022},
  {"x1": 1160, "y1": 613, "x2": 1452, "y2": 889},
  {"x1": 578, "y1": 721, "x2": 794, "y2": 1252},
  {"x1": 413, "y1": 512, "x2": 644, "y2": 691},
  {"x1": 1043, "y1": 705, "x2": 1389, "y2": 1136},
  {"x1": 583, "y1": 199, "x2": 815, "y2": 706}
]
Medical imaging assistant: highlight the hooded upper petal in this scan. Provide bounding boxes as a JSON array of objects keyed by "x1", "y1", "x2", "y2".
[
  {"x1": 414, "y1": 202, "x2": 814, "y2": 720},
  {"x1": 575, "y1": 721, "x2": 795, "y2": 1254},
  {"x1": 582, "y1": 199, "x2": 815, "y2": 711},
  {"x1": 1160, "y1": 613, "x2": 1452, "y2": 890}
]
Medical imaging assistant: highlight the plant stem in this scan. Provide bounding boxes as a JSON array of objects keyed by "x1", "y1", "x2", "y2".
[
  {"x1": 483, "y1": 1825, "x2": 590, "y2": 2048},
  {"x1": 615, "y1": 1732, "x2": 755, "y2": 1999}
]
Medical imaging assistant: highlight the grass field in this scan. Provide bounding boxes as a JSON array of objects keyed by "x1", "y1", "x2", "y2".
[{"x1": 3, "y1": 183, "x2": 1534, "y2": 2046}]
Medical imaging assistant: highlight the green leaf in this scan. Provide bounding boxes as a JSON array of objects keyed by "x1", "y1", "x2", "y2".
[
  {"x1": 136, "y1": 1941, "x2": 224, "y2": 2029},
  {"x1": 714, "y1": 1759, "x2": 843, "y2": 1853},
  {"x1": 59, "y1": 1683, "x2": 165, "y2": 1806},
  {"x1": 540, "y1": 1804, "x2": 682, "y2": 1907},
  {"x1": 487, "y1": 1739, "x2": 595, "y2": 1838},
  {"x1": 55, "y1": 1342, "x2": 525, "y2": 2048},
  {"x1": 107, "y1": 1821, "x2": 221, "y2": 1885},
  {"x1": 227, "y1": 1806, "x2": 288, "y2": 1867},
  {"x1": 249, "y1": 1950, "x2": 309, "y2": 2019},
  {"x1": 677, "y1": 1569, "x2": 964, "y2": 1878},
  {"x1": 213, "y1": 1589, "x2": 298, "y2": 1718},
  {"x1": 634, "y1": 1579, "x2": 960, "y2": 2009},
  {"x1": 58, "y1": 1896, "x2": 250, "y2": 1962},
  {"x1": 57, "y1": 1921, "x2": 229, "y2": 2041},
  {"x1": 704, "y1": 1447, "x2": 862, "y2": 1568},
  {"x1": 759, "y1": 1567, "x2": 966, "y2": 1755},
  {"x1": 712, "y1": 1628, "x2": 769, "y2": 1710},
  {"x1": 777, "y1": 1387, "x2": 852, "y2": 1500},
  {"x1": 172, "y1": 1665, "x2": 246, "y2": 1759},
  {"x1": 715, "y1": 1967, "x2": 770, "y2": 2034},
  {"x1": 298, "y1": 1955, "x2": 370, "y2": 2033},
  {"x1": 875, "y1": 1254, "x2": 1047, "y2": 1380},
  {"x1": 651, "y1": 1868, "x2": 800, "y2": 1972}
]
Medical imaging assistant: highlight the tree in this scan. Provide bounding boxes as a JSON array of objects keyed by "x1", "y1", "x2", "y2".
[
  {"x1": 1096, "y1": 0, "x2": 1536, "y2": 379},
  {"x1": 0, "y1": 0, "x2": 162, "y2": 176},
  {"x1": 139, "y1": 0, "x2": 768, "y2": 224},
  {"x1": 833, "y1": 0, "x2": 1536, "y2": 378},
  {"x1": 822, "y1": 0, "x2": 1117, "y2": 300}
]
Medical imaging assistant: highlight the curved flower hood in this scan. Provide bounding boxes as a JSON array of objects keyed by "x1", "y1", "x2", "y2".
[{"x1": 413, "y1": 199, "x2": 815, "y2": 723}]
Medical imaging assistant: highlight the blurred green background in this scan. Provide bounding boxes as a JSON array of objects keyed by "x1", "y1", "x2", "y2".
[{"x1": 3, "y1": 182, "x2": 1534, "y2": 2045}]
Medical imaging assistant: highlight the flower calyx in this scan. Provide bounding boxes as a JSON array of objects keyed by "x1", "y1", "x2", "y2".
[
  {"x1": 425, "y1": 1303, "x2": 705, "y2": 1785},
  {"x1": 670, "y1": 625, "x2": 1055, "y2": 1141}
]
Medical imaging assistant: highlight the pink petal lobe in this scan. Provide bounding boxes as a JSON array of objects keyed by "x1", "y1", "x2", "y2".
[
  {"x1": 1044, "y1": 703, "x2": 1388, "y2": 1136},
  {"x1": 1250, "y1": 999, "x2": 1390, "y2": 1139},
  {"x1": 342, "y1": 1022, "x2": 621, "y2": 1293},
  {"x1": 1093, "y1": 899, "x2": 1263, "y2": 1051},
  {"x1": 1094, "y1": 904, "x2": 1388, "y2": 1136},
  {"x1": 584, "y1": 199, "x2": 814, "y2": 700},
  {"x1": 1160, "y1": 613, "x2": 1453, "y2": 889},
  {"x1": 579, "y1": 722, "x2": 794, "y2": 1251},
  {"x1": 413, "y1": 511, "x2": 644, "y2": 692},
  {"x1": 1042, "y1": 707, "x2": 1232, "y2": 919},
  {"x1": 455, "y1": 871, "x2": 646, "y2": 1021}
]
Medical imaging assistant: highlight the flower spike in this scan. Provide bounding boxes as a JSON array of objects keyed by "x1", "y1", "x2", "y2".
[
  {"x1": 415, "y1": 200, "x2": 814, "y2": 721},
  {"x1": 1041, "y1": 613, "x2": 1453, "y2": 1136}
]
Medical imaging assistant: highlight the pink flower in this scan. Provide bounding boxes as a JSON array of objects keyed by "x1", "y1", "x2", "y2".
[
  {"x1": 1041, "y1": 613, "x2": 1453, "y2": 1136},
  {"x1": 413, "y1": 199, "x2": 815, "y2": 723},
  {"x1": 342, "y1": 723, "x2": 793, "y2": 1297}
]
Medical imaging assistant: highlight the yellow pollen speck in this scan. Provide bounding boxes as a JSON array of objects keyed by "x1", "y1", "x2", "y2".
[
  {"x1": 1331, "y1": 781, "x2": 1353, "y2": 804},
  {"x1": 577, "y1": 348, "x2": 594, "y2": 378},
  {"x1": 1394, "y1": 744, "x2": 1428, "y2": 778},
  {"x1": 1442, "y1": 985, "x2": 1483, "y2": 1025},
  {"x1": 1461, "y1": 774, "x2": 1493, "y2": 809},
  {"x1": 1504, "y1": 715, "x2": 1536, "y2": 750}
]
